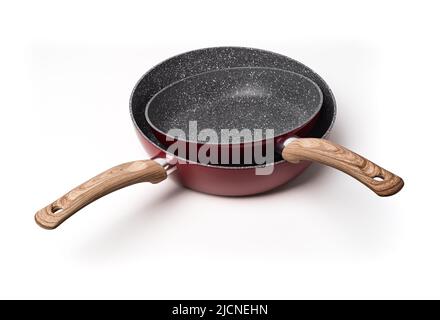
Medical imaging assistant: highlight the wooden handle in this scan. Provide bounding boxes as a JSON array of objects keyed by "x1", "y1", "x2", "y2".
[
  {"x1": 282, "y1": 138, "x2": 404, "y2": 196},
  {"x1": 35, "y1": 160, "x2": 167, "y2": 229}
]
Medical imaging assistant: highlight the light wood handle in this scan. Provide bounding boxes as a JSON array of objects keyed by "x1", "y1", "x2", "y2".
[
  {"x1": 35, "y1": 160, "x2": 167, "y2": 229},
  {"x1": 282, "y1": 138, "x2": 404, "y2": 196}
]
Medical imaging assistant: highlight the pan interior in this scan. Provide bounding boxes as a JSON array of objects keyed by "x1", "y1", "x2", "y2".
[{"x1": 146, "y1": 68, "x2": 323, "y2": 143}]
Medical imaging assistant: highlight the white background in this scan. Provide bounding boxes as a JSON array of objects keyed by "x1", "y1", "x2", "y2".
[{"x1": 1, "y1": 0, "x2": 439, "y2": 299}]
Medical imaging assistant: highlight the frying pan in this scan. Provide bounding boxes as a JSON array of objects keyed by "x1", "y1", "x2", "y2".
[
  {"x1": 146, "y1": 67, "x2": 323, "y2": 163},
  {"x1": 35, "y1": 47, "x2": 404, "y2": 230},
  {"x1": 146, "y1": 66, "x2": 403, "y2": 194}
]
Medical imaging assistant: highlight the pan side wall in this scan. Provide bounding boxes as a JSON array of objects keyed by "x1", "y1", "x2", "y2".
[{"x1": 137, "y1": 129, "x2": 312, "y2": 196}]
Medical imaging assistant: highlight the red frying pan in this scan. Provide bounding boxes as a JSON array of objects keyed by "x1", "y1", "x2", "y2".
[
  {"x1": 34, "y1": 47, "x2": 404, "y2": 230},
  {"x1": 145, "y1": 66, "x2": 402, "y2": 191}
]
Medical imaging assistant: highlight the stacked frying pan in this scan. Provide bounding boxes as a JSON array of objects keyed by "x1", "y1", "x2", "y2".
[{"x1": 35, "y1": 47, "x2": 404, "y2": 230}]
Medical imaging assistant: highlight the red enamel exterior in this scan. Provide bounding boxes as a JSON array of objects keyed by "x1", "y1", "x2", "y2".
[{"x1": 136, "y1": 130, "x2": 313, "y2": 196}]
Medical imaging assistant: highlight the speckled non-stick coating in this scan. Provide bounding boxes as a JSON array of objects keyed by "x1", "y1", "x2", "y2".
[
  {"x1": 146, "y1": 67, "x2": 323, "y2": 143},
  {"x1": 130, "y1": 47, "x2": 336, "y2": 166}
]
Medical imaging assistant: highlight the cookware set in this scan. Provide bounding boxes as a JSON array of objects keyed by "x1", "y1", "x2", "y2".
[{"x1": 35, "y1": 47, "x2": 404, "y2": 230}]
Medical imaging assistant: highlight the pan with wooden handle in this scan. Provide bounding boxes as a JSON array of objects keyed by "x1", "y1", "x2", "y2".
[{"x1": 145, "y1": 67, "x2": 403, "y2": 196}]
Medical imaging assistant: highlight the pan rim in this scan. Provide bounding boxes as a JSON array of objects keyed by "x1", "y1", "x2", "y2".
[
  {"x1": 129, "y1": 46, "x2": 337, "y2": 170},
  {"x1": 144, "y1": 66, "x2": 324, "y2": 146}
]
